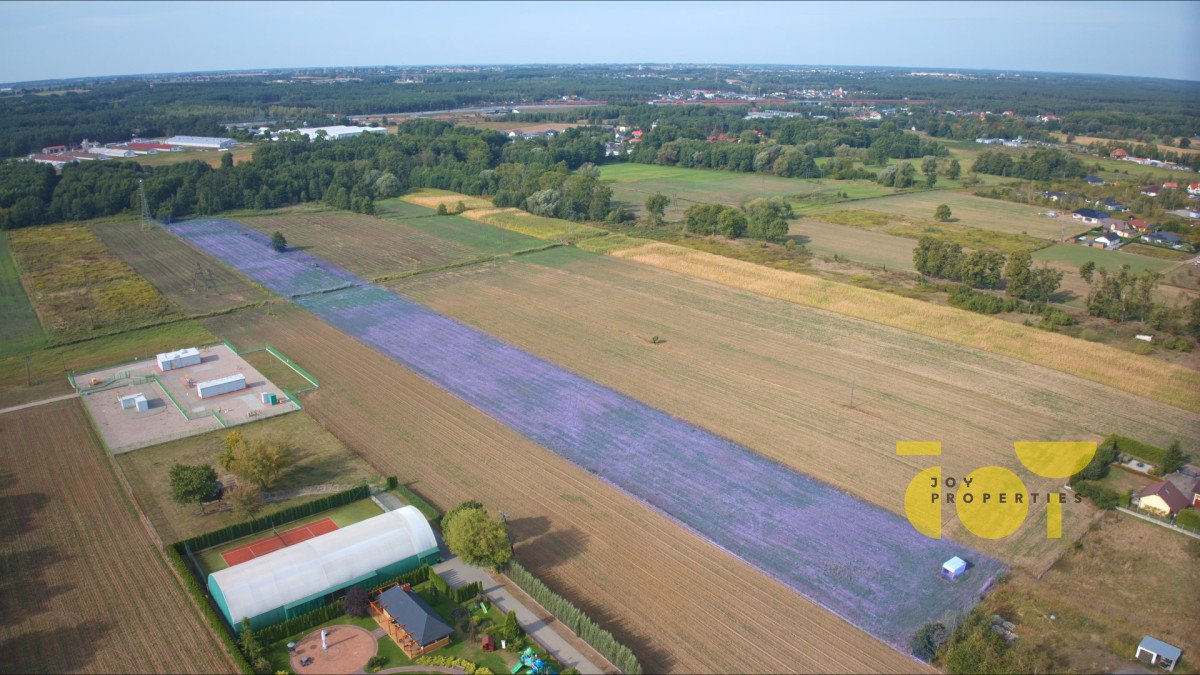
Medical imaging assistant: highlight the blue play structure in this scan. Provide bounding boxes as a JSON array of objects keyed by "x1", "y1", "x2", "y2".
[{"x1": 511, "y1": 647, "x2": 555, "y2": 675}]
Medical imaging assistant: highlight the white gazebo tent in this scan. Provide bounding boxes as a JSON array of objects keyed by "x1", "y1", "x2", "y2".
[{"x1": 941, "y1": 556, "x2": 968, "y2": 580}]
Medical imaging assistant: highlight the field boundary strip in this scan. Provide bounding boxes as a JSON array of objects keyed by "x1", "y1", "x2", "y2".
[{"x1": 611, "y1": 242, "x2": 1200, "y2": 413}]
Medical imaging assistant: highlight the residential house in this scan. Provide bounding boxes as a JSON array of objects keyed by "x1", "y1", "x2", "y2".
[
  {"x1": 1098, "y1": 197, "x2": 1130, "y2": 212},
  {"x1": 1109, "y1": 148, "x2": 1128, "y2": 158},
  {"x1": 1127, "y1": 218, "x2": 1152, "y2": 233},
  {"x1": 1134, "y1": 480, "x2": 1189, "y2": 516},
  {"x1": 1144, "y1": 231, "x2": 1184, "y2": 247},
  {"x1": 1084, "y1": 175, "x2": 1105, "y2": 186},
  {"x1": 1072, "y1": 208, "x2": 1107, "y2": 224},
  {"x1": 1163, "y1": 181, "x2": 1179, "y2": 190},
  {"x1": 1141, "y1": 186, "x2": 1161, "y2": 197},
  {"x1": 1091, "y1": 233, "x2": 1122, "y2": 249},
  {"x1": 1104, "y1": 220, "x2": 1139, "y2": 239},
  {"x1": 1165, "y1": 474, "x2": 1200, "y2": 509},
  {"x1": 1187, "y1": 183, "x2": 1200, "y2": 196},
  {"x1": 1040, "y1": 190, "x2": 1070, "y2": 202},
  {"x1": 370, "y1": 584, "x2": 453, "y2": 658}
]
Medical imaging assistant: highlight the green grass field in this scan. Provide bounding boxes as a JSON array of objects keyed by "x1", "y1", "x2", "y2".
[
  {"x1": 599, "y1": 163, "x2": 893, "y2": 220},
  {"x1": 838, "y1": 191, "x2": 1066, "y2": 239},
  {"x1": 804, "y1": 208, "x2": 1048, "y2": 254},
  {"x1": 195, "y1": 498, "x2": 384, "y2": 576},
  {"x1": 0, "y1": 233, "x2": 45, "y2": 356},
  {"x1": 377, "y1": 199, "x2": 549, "y2": 253},
  {"x1": 1032, "y1": 243, "x2": 1181, "y2": 275},
  {"x1": 464, "y1": 208, "x2": 609, "y2": 241}
]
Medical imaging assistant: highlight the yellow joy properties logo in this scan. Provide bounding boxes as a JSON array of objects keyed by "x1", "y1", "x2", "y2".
[{"x1": 899, "y1": 441, "x2": 1097, "y2": 540}]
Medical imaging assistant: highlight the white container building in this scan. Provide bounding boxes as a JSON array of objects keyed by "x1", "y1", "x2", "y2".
[
  {"x1": 119, "y1": 393, "x2": 149, "y2": 412},
  {"x1": 196, "y1": 373, "x2": 246, "y2": 399},
  {"x1": 164, "y1": 135, "x2": 237, "y2": 149},
  {"x1": 157, "y1": 347, "x2": 202, "y2": 372}
]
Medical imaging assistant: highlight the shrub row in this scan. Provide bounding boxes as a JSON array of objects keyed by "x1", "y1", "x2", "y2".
[
  {"x1": 370, "y1": 564, "x2": 434, "y2": 595},
  {"x1": 165, "y1": 545, "x2": 254, "y2": 673},
  {"x1": 177, "y1": 484, "x2": 369, "y2": 552},
  {"x1": 427, "y1": 566, "x2": 452, "y2": 596},
  {"x1": 507, "y1": 560, "x2": 642, "y2": 674},
  {"x1": 1071, "y1": 481, "x2": 1126, "y2": 509},
  {"x1": 1103, "y1": 434, "x2": 1168, "y2": 466},
  {"x1": 256, "y1": 601, "x2": 343, "y2": 645},
  {"x1": 415, "y1": 655, "x2": 494, "y2": 675},
  {"x1": 455, "y1": 580, "x2": 484, "y2": 604}
]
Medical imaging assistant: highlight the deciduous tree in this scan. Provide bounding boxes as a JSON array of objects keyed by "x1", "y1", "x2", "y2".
[
  {"x1": 644, "y1": 193, "x2": 669, "y2": 226},
  {"x1": 443, "y1": 506, "x2": 511, "y2": 568},
  {"x1": 169, "y1": 464, "x2": 218, "y2": 514}
]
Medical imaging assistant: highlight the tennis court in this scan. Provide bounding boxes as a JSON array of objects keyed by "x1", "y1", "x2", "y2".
[{"x1": 219, "y1": 517, "x2": 339, "y2": 566}]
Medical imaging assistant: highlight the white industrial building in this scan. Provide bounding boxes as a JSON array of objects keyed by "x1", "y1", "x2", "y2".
[
  {"x1": 157, "y1": 347, "x2": 202, "y2": 372},
  {"x1": 164, "y1": 135, "x2": 237, "y2": 149},
  {"x1": 119, "y1": 393, "x2": 149, "y2": 412},
  {"x1": 196, "y1": 373, "x2": 246, "y2": 399},
  {"x1": 88, "y1": 147, "x2": 137, "y2": 158},
  {"x1": 207, "y1": 507, "x2": 440, "y2": 630},
  {"x1": 277, "y1": 125, "x2": 388, "y2": 141}
]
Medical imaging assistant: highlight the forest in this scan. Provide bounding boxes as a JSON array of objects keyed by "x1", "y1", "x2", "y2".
[{"x1": 0, "y1": 121, "x2": 611, "y2": 229}]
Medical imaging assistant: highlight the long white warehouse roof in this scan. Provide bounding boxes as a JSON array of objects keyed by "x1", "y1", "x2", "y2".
[
  {"x1": 197, "y1": 373, "x2": 245, "y2": 389},
  {"x1": 158, "y1": 347, "x2": 200, "y2": 361},
  {"x1": 209, "y1": 506, "x2": 436, "y2": 623}
]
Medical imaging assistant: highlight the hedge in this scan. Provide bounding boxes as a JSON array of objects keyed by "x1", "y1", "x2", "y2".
[
  {"x1": 1072, "y1": 481, "x2": 1123, "y2": 509},
  {"x1": 507, "y1": 560, "x2": 642, "y2": 674},
  {"x1": 427, "y1": 565, "x2": 452, "y2": 596},
  {"x1": 176, "y1": 484, "x2": 370, "y2": 552},
  {"x1": 166, "y1": 545, "x2": 254, "y2": 673},
  {"x1": 256, "y1": 601, "x2": 344, "y2": 644},
  {"x1": 370, "y1": 564, "x2": 435, "y2": 595},
  {"x1": 455, "y1": 580, "x2": 483, "y2": 604},
  {"x1": 415, "y1": 655, "x2": 493, "y2": 675},
  {"x1": 1103, "y1": 434, "x2": 1168, "y2": 467},
  {"x1": 389, "y1": 479, "x2": 442, "y2": 524}
]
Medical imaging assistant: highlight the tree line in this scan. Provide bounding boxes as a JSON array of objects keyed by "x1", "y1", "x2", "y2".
[
  {"x1": 914, "y1": 237, "x2": 1063, "y2": 302},
  {"x1": 0, "y1": 121, "x2": 613, "y2": 229}
]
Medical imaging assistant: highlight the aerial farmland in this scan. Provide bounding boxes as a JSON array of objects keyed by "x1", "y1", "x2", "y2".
[{"x1": 2, "y1": 17, "x2": 1200, "y2": 675}]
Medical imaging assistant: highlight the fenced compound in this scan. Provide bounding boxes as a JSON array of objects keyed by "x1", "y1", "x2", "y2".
[{"x1": 74, "y1": 342, "x2": 301, "y2": 454}]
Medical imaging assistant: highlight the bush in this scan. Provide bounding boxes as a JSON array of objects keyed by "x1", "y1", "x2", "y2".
[
  {"x1": 911, "y1": 622, "x2": 946, "y2": 661},
  {"x1": 1071, "y1": 438, "x2": 1118, "y2": 482},
  {"x1": 1072, "y1": 481, "x2": 1121, "y2": 509},
  {"x1": 1134, "y1": 342, "x2": 1153, "y2": 355},
  {"x1": 1079, "y1": 328, "x2": 1101, "y2": 342},
  {"x1": 1103, "y1": 434, "x2": 1170, "y2": 468},
  {"x1": 366, "y1": 655, "x2": 388, "y2": 672},
  {"x1": 343, "y1": 586, "x2": 369, "y2": 618}
]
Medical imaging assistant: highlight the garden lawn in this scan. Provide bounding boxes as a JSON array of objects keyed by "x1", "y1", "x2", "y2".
[{"x1": 1032, "y1": 243, "x2": 1179, "y2": 275}]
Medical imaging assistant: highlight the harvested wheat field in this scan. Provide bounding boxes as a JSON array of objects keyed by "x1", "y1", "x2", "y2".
[
  {"x1": 204, "y1": 305, "x2": 926, "y2": 674},
  {"x1": 613, "y1": 242, "x2": 1200, "y2": 413},
  {"x1": 0, "y1": 399, "x2": 232, "y2": 674},
  {"x1": 91, "y1": 220, "x2": 272, "y2": 314},
  {"x1": 389, "y1": 247, "x2": 1200, "y2": 570}
]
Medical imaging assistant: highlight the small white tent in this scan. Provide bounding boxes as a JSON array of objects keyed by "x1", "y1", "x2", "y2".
[{"x1": 941, "y1": 556, "x2": 967, "y2": 579}]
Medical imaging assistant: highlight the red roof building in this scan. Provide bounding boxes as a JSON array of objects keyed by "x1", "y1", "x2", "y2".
[
  {"x1": 1135, "y1": 480, "x2": 1190, "y2": 516},
  {"x1": 1163, "y1": 182, "x2": 1179, "y2": 189},
  {"x1": 1127, "y1": 219, "x2": 1151, "y2": 232},
  {"x1": 1110, "y1": 148, "x2": 1128, "y2": 158}
]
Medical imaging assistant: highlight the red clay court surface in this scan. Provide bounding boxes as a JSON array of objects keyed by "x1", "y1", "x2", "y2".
[{"x1": 221, "y1": 517, "x2": 339, "y2": 567}]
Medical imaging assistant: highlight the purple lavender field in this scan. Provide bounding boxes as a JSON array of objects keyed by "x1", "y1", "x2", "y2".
[{"x1": 170, "y1": 218, "x2": 1004, "y2": 649}]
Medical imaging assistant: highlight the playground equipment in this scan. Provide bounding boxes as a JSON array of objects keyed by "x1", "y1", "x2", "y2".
[{"x1": 511, "y1": 648, "x2": 555, "y2": 675}]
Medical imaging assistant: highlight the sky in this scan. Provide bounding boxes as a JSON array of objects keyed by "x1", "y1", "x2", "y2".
[{"x1": 1, "y1": 1, "x2": 1198, "y2": 83}]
